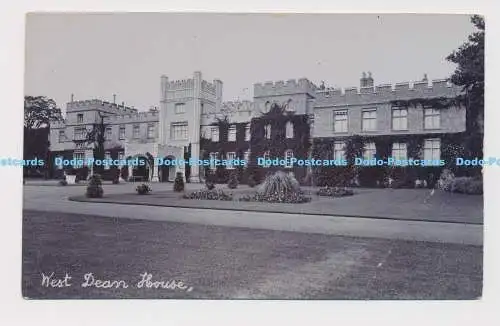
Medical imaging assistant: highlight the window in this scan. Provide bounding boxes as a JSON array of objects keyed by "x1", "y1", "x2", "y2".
[
  {"x1": 104, "y1": 152, "x2": 111, "y2": 170},
  {"x1": 333, "y1": 111, "x2": 348, "y2": 133},
  {"x1": 58, "y1": 130, "x2": 65, "y2": 143},
  {"x1": 133, "y1": 124, "x2": 140, "y2": 138},
  {"x1": 147, "y1": 124, "x2": 155, "y2": 139},
  {"x1": 175, "y1": 103, "x2": 186, "y2": 114},
  {"x1": 209, "y1": 152, "x2": 219, "y2": 170},
  {"x1": 286, "y1": 121, "x2": 294, "y2": 139},
  {"x1": 285, "y1": 99, "x2": 294, "y2": 112},
  {"x1": 264, "y1": 124, "x2": 271, "y2": 139},
  {"x1": 56, "y1": 156, "x2": 64, "y2": 169},
  {"x1": 363, "y1": 142, "x2": 376, "y2": 160},
  {"x1": 77, "y1": 114, "x2": 83, "y2": 123},
  {"x1": 74, "y1": 127, "x2": 86, "y2": 140},
  {"x1": 106, "y1": 127, "x2": 112, "y2": 140},
  {"x1": 392, "y1": 143, "x2": 407, "y2": 160},
  {"x1": 226, "y1": 152, "x2": 236, "y2": 169},
  {"x1": 424, "y1": 108, "x2": 440, "y2": 129},
  {"x1": 73, "y1": 152, "x2": 85, "y2": 167},
  {"x1": 118, "y1": 152, "x2": 124, "y2": 167},
  {"x1": 75, "y1": 142, "x2": 86, "y2": 150},
  {"x1": 119, "y1": 125, "x2": 126, "y2": 140},
  {"x1": 171, "y1": 122, "x2": 188, "y2": 140},
  {"x1": 333, "y1": 141, "x2": 345, "y2": 160},
  {"x1": 424, "y1": 139, "x2": 441, "y2": 160},
  {"x1": 245, "y1": 124, "x2": 251, "y2": 141},
  {"x1": 284, "y1": 150, "x2": 294, "y2": 168},
  {"x1": 228, "y1": 125, "x2": 236, "y2": 142},
  {"x1": 211, "y1": 127, "x2": 219, "y2": 142},
  {"x1": 244, "y1": 150, "x2": 250, "y2": 166},
  {"x1": 263, "y1": 150, "x2": 271, "y2": 167},
  {"x1": 392, "y1": 108, "x2": 408, "y2": 130},
  {"x1": 362, "y1": 109, "x2": 377, "y2": 131}
]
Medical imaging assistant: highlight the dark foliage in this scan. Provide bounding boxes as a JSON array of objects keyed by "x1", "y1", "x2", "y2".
[
  {"x1": 227, "y1": 171, "x2": 238, "y2": 189},
  {"x1": 316, "y1": 186, "x2": 354, "y2": 197},
  {"x1": 173, "y1": 172, "x2": 185, "y2": 192},
  {"x1": 136, "y1": 184, "x2": 152, "y2": 195},
  {"x1": 86, "y1": 174, "x2": 103, "y2": 198}
]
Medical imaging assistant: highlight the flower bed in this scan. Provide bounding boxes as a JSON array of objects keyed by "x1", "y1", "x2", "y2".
[
  {"x1": 316, "y1": 186, "x2": 354, "y2": 197},
  {"x1": 239, "y1": 191, "x2": 311, "y2": 203},
  {"x1": 183, "y1": 189, "x2": 233, "y2": 201},
  {"x1": 240, "y1": 171, "x2": 311, "y2": 204}
]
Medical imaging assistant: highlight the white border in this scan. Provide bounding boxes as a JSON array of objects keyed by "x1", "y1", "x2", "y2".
[{"x1": 1, "y1": 1, "x2": 499, "y2": 326}]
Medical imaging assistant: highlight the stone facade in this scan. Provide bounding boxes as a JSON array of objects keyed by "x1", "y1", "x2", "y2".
[{"x1": 49, "y1": 71, "x2": 466, "y2": 182}]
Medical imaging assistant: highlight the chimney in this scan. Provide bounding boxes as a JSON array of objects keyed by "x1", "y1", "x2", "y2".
[
  {"x1": 113, "y1": 94, "x2": 116, "y2": 104},
  {"x1": 70, "y1": 94, "x2": 74, "y2": 102},
  {"x1": 366, "y1": 71, "x2": 374, "y2": 87},
  {"x1": 422, "y1": 73, "x2": 428, "y2": 82},
  {"x1": 121, "y1": 101, "x2": 125, "y2": 108},
  {"x1": 360, "y1": 72, "x2": 367, "y2": 87}
]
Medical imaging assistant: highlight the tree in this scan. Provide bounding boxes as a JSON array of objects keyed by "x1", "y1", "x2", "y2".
[
  {"x1": 81, "y1": 112, "x2": 108, "y2": 175},
  {"x1": 24, "y1": 96, "x2": 62, "y2": 130},
  {"x1": 446, "y1": 15, "x2": 484, "y2": 157},
  {"x1": 24, "y1": 96, "x2": 62, "y2": 177}
]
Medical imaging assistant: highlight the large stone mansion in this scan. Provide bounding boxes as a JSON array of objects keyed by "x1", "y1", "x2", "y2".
[{"x1": 49, "y1": 71, "x2": 466, "y2": 184}]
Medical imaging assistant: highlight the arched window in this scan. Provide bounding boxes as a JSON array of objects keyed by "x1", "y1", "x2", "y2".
[
  {"x1": 284, "y1": 150, "x2": 294, "y2": 168},
  {"x1": 264, "y1": 124, "x2": 271, "y2": 139},
  {"x1": 264, "y1": 101, "x2": 271, "y2": 113},
  {"x1": 285, "y1": 99, "x2": 294, "y2": 112},
  {"x1": 285, "y1": 121, "x2": 294, "y2": 139}
]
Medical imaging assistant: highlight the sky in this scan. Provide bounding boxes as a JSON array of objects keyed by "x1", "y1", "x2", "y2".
[{"x1": 24, "y1": 13, "x2": 477, "y2": 113}]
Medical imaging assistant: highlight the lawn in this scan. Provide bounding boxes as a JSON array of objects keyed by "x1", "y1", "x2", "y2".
[
  {"x1": 22, "y1": 210, "x2": 483, "y2": 299},
  {"x1": 69, "y1": 186, "x2": 483, "y2": 224}
]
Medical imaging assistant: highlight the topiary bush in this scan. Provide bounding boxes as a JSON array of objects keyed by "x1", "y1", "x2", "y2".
[
  {"x1": 227, "y1": 172, "x2": 238, "y2": 189},
  {"x1": 173, "y1": 172, "x2": 185, "y2": 192},
  {"x1": 316, "y1": 186, "x2": 354, "y2": 197},
  {"x1": 86, "y1": 174, "x2": 103, "y2": 198},
  {"x1": 247, "y1": 174, "x2": 257, "y2": 188},
  {"x1": 241, "y1": 171, "x2": 311, "y2": 203},
  {"x1": 136, "y1": 183, "x2": 151, "y2": 195}
]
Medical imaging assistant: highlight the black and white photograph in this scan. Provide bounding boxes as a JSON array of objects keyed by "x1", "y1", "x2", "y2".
[{"x1": 20, "y1": 13, "x2": 484, "y2": 300}]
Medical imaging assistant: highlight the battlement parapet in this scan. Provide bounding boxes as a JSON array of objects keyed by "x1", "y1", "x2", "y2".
[
  {"x1": 254, "y1": 78, "x2": 318, "y2": 98},
  {"x1": 167, "y1": 78, "x2": 195, "y2": 91},
  {"x1": 314, "y1": 79, "x2": 462, "y2": 107},
  {"x1": 67, "y1": 99, "x2": 138, "y2": 114}
]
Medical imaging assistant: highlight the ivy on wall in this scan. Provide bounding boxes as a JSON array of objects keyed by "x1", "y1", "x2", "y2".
[{"x1": 247, "y1": 103, "x2": 311, "y2": 183}]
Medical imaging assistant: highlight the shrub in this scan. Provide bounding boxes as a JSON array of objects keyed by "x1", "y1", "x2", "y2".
[
  {"x1": 448, "y1": 177, "x2": 483, "y2": 195},
  {"x1": 205, "y1": 180, "x2": 215, "y2": 190},
  {"x1": 136, "y1": 183, "x2": 151, "y2": 195},
  {"x1": 58, "y1": 180, "x2": 68, "y2": 186},
  {"x1": 183, "y1": 189, "x2": 233, "y2": 201},
  {"x1": 86, "y1": 174, "x2": 103, "y2": 198},
  {"x1": 247, "y1": 174, "x2": 257, "y2": 188},
  {"x1": 317, "y1": 186, "x2": 354, "y2": 197},
  {"x1": 227, "y1": 172, "x2": 238, "y2": 189},
  {"x1": 437, "y1": 169, "x2": 455, "y2": 191},
  {"x1": 173, "y1": 172, "x2": 185, "y2": 192},
  {"x1": 242, "y1": 171, "x2": 311, "y2": 203}
]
